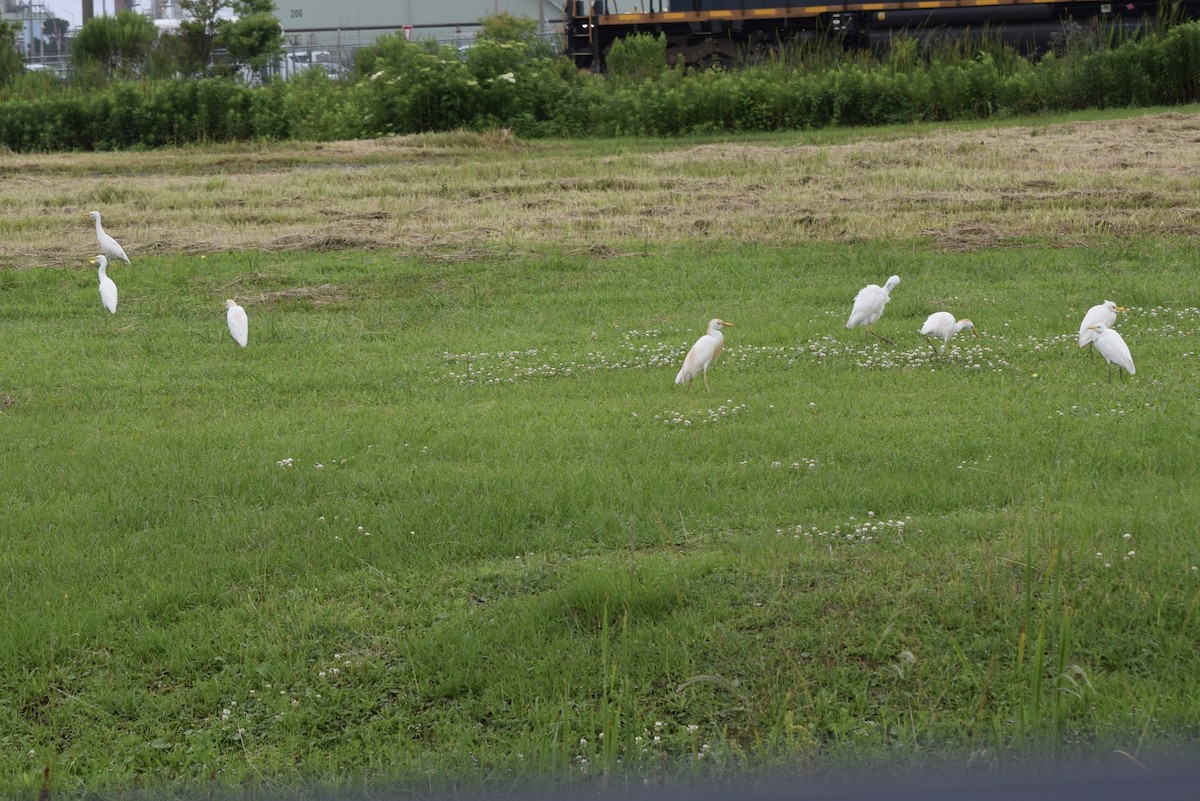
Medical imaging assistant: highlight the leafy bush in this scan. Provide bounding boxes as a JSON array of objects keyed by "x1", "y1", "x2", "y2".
[{"x1": 605, "y1": 33, "x2": 668, "y2": 83}]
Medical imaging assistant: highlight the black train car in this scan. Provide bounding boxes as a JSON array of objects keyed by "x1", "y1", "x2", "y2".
[{"x1": 564, "y1": 0, "x2": 1200, "y2": 70}]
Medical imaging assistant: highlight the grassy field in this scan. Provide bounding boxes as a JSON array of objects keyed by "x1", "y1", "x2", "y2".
[{"x1": 2, "y1": 108, "x2": 1200, "y2": 797}]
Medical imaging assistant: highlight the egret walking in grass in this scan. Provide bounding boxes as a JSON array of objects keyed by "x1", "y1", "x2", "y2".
[
  {"x1": 1088, "y1": 323, "x2": 1134, "y2": 379},
  {"x1": 88, "y1": 211, "x2": 130, "y2": 265},
  {"x1": 675, "y1": 318, "x2": 733, "y2": 392},
  {"x1": 225, "y1": 299, "x2": 248, "y2": 348},
  {"x1": 919, "y1": 311, "x2": 978, "y2": 356},
  {"x1": 1078, "y1": 300, "x2": 1126, "y2": 348},
  {"x1": 93, "y1": 255, "x2": 117, "y2": 315},
  {"x1": 846, "y1": 274, "x2": 900, "y2": 344}
]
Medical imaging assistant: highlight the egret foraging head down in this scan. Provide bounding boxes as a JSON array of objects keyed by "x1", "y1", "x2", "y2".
[
  {"x1": 225, "y1": 299, "x2": 248, "y2": 348},
  {"x1": 919, "y1": 311, "x2": 978, "y2": 355},
  {"x1": 93, "y1": 255, "x2": 117, "y2": 315},
  {"x1": 1088, "y1": 323, "x2": 1134, "y2": 379},
  {"x1": 846, "y1": 274, "x2": 900, "y2": 344},
  {"x1": 1079, "y1": 300, "x2": 1126, "y2": 348},
  {"x1": 88, "y1": 210, "x2": 130, "y2": 265},
  {"x1": 675, "y1": 318, "x2": 733, "y2": 393}
]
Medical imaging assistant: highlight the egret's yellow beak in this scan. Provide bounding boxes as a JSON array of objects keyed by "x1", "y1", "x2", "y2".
[
  {"x1": 971, "y1": 327, "x2": 981, "y2": 337},
  {"x1": 89, "y1": 257, "x2": 97, "y2": 264},
  {"x1": 721, "y1": 320, "x2": 735, "y2": 327},
  {"x1": 1115, "y1": 305, "x2": 1129, "y2": 312}
]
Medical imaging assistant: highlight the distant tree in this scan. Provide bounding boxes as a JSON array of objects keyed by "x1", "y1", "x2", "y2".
[
  {"x1": 43, "y1": 17, "x2": 69, "y2": 57},
  {"x1": 179, "y1": 0, "x2": 283, "y2": 78},
  {"x1": 146, "y1": 26, "x2": 191, "y2": 78},
  {"x1": 221, "y1": 0, "x2": 284, "y2": 78},
  {"x1": 71, "y1": 11, "x2": 158, "y2": 80},
  {"x1": 0, "y1": 20, "x2": 23, "y2": 86},
  {"x1": 178, "y1": 0, "x2": 227, "y2": 73}
]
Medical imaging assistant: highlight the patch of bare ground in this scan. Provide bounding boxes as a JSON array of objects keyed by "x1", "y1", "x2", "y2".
[
  {"x1": 3, "y1": 112, "x2": 1199, "y2": 265},
  {"x1": 246, "y1": 284, "x2": 347, "y2": 307}
]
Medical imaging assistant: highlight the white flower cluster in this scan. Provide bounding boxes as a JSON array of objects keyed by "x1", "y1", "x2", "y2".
[
  {"x1": 778, "y1": 513, "x2": 913, "y2": 544},
  {"x1": 651, "y1": 400, "x2": 747, "y2": 427},
  {"x1": 277, "y1": 456, "x2": 347, "y2": 469},
  {"x1": 317, "y1": 652, "x2": 355, "y2": 681},
  {"x1": 1095, "y1": 532, "x2": 1138, "y2": 569}
]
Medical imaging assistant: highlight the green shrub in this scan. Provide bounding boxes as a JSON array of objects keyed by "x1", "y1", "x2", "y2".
[
  {"x1": 605, "y1": 33, "x2": 668, "y2": 83},
  {"x1": 285, "y1": 67, "x2": 348, "y2": 141}
]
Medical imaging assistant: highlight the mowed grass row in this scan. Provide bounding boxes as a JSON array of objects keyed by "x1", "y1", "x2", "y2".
[{"x1": 1, "y1": 238, "x2": 1199, "y2": 796}]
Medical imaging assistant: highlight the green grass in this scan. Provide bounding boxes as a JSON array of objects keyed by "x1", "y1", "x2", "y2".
[{"x1": 2, "y1": 237, "x2": 1199, "y2": 796}]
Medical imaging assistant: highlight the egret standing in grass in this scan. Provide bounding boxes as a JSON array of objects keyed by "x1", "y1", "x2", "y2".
[
  {"x1": 88, "y1": 211, "x2": 130, "y2": 265},
  {"x1": 225, "y1": 299, "x2": 248, "y2": 348},
  {"x1": 1088, "y1": 323, "x2": 1134, "y2": 379},
  {"x1": 93, "y1": 255, "x2": 117, "y2": 315},
  {"x1": 846, "y1": 274, "x2": 900, "y2": 344},
  {"x1": 676, "y1": 318, "x2": 733, "y2": 392},
  {"x1": 1079, "y1": 300, "x2": 1127, "y2": 348},
  {"x1": 919, "y1": 311, "x2": 978, "y2": 356}
]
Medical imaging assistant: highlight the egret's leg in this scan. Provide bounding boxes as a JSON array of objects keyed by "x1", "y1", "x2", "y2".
[
  {"x1": 703, "y1": 368, "x2": 712, "y2": 394},
  {"x1": 924, "y1": 336, "x2": 939, "y2": 357},
  {"x1": 868, "y1": 326, "x2": 894, "y2": 345}
]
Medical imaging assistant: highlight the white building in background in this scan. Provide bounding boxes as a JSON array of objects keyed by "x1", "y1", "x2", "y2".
[{"x1": 276, "y1": 0, "x2": 563, "y2": 50}]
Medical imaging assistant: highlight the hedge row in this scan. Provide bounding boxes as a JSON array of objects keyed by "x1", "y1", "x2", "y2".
[{"x1": 2, "y1": 22, "x2": 1199, "y2": 152}]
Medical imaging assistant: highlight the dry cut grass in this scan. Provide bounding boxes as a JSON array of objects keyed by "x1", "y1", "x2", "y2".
[{"x1": 3, "y1": 111, "x2": 1200, "y2": 268}]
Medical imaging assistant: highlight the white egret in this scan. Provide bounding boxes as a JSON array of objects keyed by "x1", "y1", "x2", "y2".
[
  {"x1": 1088, "y1": 323, "x2": 1134, "y2": 379},
  {"x1": 675, "y1": 318, "x2": 733, "y2": 392},
  {"x1": 93, "y1": 255, "x2": 117, "y2": 314},
  {"x1": 846, "y1": 274, "x2": 900, "y2": 343},
  {"x1": 225, "y1": 299, "x2": 248, "y2": 348},
  {"x1": 919, "y1": 311, "x2": 978, "y2": 355},
  {"x1": 1079, "y1": 300, "x2": 1127, "y2": 347},
  {"x1": 88, "y1": 210, "x2": 130, "y2": 265}
]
